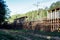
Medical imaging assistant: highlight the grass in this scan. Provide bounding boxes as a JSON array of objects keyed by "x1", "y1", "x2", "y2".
[
  {"x1": 35, "y1": 30, "x2": 60, "y2": 37},
  {"x1": 0, "y1": 31, "x2": 16, "y2": 40},
  {"x1": 0, "y1": 29, "x2": 60, "y2": 40},
  {"x1": 0, "y1": 29, "x2": 26, "y2": 40}
]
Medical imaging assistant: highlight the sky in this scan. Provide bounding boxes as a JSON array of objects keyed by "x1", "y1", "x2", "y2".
[{"x1": 5, "y1": 0, "x2": 60, "y2": 15}]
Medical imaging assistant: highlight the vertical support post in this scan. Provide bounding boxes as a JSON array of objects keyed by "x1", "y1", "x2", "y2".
[
  {"x1": 59, "y1": 8, "x2": 60, "y2": 28},
  {"x1": 55, "y1": 9, "x2": 56, "y2": 30},
  {"x1": 58, "y1": 8, "x2": 60, "y2": 32},
  {"x1": 51, "y1": 11, "x2": 53, "y2": 32}
]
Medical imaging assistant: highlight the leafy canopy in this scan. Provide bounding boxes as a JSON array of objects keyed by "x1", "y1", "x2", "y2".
[{"x1": 0, "y1": 0, "x2": 10, "y2": 24}]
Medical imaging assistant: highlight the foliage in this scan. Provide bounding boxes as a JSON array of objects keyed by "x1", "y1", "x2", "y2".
[
  {"x1": 8, "y1": 14, "x2": 24, "y2": 23},
  {"x1": 9, "y1": 1, "x2": 60, "y2": 22},
  {"x1": 25, "y1": 9, "x2": 47, "y2": 21},
  {"x1": 9, "y1": 8, "x2": 47, "y2": 22},
  {"x1": 49, "y1": 1, "x2": 60, "y2": 10},
  {"x1": 0, "y1": 0, "x2": 10, "y2": 24}
]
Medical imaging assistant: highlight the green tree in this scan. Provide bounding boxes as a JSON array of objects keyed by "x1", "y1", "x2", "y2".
[
  {"x1": 50, "y1": 1, "x2": 60, "y2": 10},
  {"x1": 0, "y1": 0, "x2": 10, "y2": 24}
]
